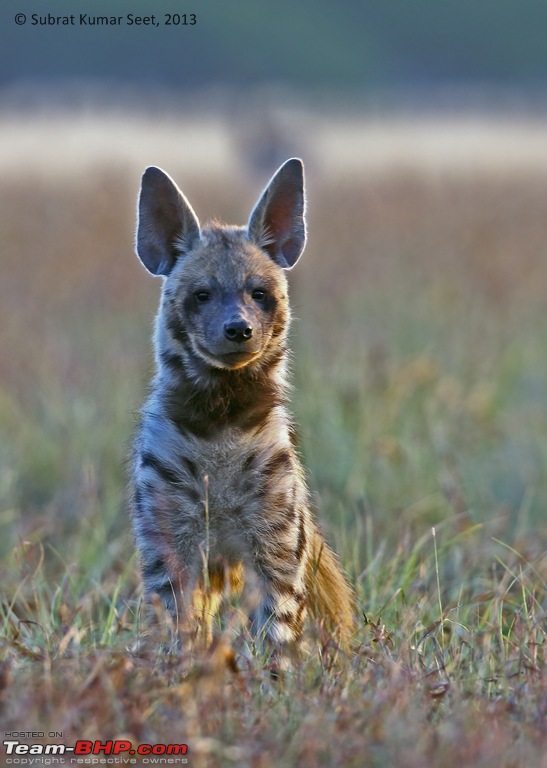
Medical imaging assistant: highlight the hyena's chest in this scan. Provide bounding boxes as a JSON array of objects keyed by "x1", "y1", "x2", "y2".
[
  {"x1": 135, "y1": 410, "x2": 298, "y2": 560},
  {"x1": 192, "y1": 436, "x2": 253, "y2": 514}
]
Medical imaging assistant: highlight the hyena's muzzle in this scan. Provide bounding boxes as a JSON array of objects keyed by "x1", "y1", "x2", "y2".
[{"x1": 191, "y1": 292, "x2": 273, "y2": 370}]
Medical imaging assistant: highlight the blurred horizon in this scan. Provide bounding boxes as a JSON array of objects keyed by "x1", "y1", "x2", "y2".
[{"x1": 4, "y1": 0, "x2": 547, "y2": 116}]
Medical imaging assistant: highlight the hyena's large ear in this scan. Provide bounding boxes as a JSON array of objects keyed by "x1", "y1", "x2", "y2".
[
  {"x1": 247, "y1": 158, "x2": 306, "y2": 269},
  {"x1": 136, "y1": 166, "x2": 201, "y2": 277}
]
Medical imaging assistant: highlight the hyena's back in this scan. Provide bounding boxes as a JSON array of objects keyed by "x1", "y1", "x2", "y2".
[{"x1": 131, "y1": 158, "x2": 355, "y2": 661}]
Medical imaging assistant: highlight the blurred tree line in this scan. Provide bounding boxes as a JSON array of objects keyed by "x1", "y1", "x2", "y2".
[{"x1": 2, "y1": 0, "x2": 547, "y2": 96}]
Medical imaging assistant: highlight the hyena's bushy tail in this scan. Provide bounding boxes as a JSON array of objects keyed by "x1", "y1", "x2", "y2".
[{"x1": 305, "y1": 524, "x2": 356, "y2": 645}]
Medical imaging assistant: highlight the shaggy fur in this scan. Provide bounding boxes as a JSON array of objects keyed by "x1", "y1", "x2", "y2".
[{"x1": 131, "y1": 159, "x2": 355, "y2": 665}]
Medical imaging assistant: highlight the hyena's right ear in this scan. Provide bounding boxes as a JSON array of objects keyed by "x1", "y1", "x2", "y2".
[{"x1": 136, "y1": 166, "x2": 201, "y2": 277}]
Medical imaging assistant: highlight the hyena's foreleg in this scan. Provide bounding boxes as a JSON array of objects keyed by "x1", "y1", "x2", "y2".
[
  {"x1": 139, "y1": 542, "x2": 201, "y2": 643},
  {"x1": 133, "y1": 488, "x2": 206, "y2": 645},
  {"x1": 248, "y1": 534, "x2": 309, "y2": 668}
]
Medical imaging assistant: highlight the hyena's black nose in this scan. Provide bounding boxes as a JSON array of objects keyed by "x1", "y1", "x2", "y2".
[{"x1": 224, "y1": 318, "x2": 253, "y2": 342}]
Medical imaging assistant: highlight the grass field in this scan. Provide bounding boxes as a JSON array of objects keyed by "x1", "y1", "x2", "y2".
[{"x1": 1, "y1": 111, "x2": 546, "y2": 767}]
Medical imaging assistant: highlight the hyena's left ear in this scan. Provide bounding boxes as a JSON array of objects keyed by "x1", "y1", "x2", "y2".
[
  {"x1": 247, "y1": 158, "x2": 307, "y2": 269},
  {"x1": 136, "y1": 166, "x2": 201, "y2": 277}
]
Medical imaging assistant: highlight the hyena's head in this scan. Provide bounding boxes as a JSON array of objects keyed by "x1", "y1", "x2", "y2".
[{"x1": 136, "y1": 159, "x2": 306, "y2": 372}]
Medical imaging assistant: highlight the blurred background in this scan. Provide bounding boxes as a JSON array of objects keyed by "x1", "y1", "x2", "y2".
[{"x1": 2, "y1": 0, "x2": 547, "y2": 585}]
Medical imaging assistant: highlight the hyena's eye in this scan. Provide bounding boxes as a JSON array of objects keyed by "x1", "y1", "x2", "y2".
[
  {"x1": 251, "y1": 289, "x2": 267, "y2": 302},
  {"x1": 195, "y1": 290, "x2": 211, "y2": 303}
]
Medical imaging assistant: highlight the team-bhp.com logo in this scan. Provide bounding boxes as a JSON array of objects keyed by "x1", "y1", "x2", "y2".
[{"x1": 3, "y1": 739, "x2": 188, "y2": 763}]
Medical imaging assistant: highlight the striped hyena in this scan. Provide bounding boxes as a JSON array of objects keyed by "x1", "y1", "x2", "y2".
[{"x1": 131, "y1": 158, "x2": 355, "y2": 665}]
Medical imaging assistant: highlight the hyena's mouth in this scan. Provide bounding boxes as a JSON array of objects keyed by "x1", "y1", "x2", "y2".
[{"x1": 196, "y1": 344, "x2": 264, "y2": 371}]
